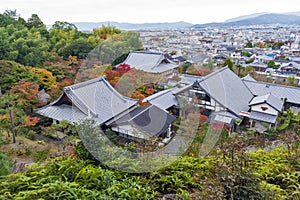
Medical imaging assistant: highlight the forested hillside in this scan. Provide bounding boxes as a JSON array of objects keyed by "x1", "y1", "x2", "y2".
[{"x1": 0, "y1": 9, "x2": 143, "y2": 143}]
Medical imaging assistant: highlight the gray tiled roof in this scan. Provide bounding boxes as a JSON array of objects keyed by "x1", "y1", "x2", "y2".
[
  {"x1": 180, "y1": 74, "x2": 202, "y2": 85},
  {"x1": 280, "y1": 62, "x2": 300, "y2": 70},
  {"x1": 243, "y1": 79, "x2": 300, "y2": 105},
  {"x1": 241, "y1": 74, "x2": 257, "y2": 82},
  {"x1": 214, "y1": 115, "x2": 234, "y2": 125},
  {"x1": 207, "y1": 111, "x2": 237, "y2": 127},
  {"x1": 256, "y1": 55, "x2": 273, "y2": 61},
  {"x1": 122, "y1": 51, "x2": 179, "y2": 74},
  {"x1": 35, "y1": 105, "x2": 89, "y2": 123},
  {"x1": 249, "y1": 93, "x2": 283, "y2": 111},
  {"x1": 109, "y1": 107, "x2": 148, "y2": 125},
  {"x1": 173, "y1": 84, "x2": 193, "y2": 95},
  {"x1": 249, "y1": 111, "x2": 277, "y2": 124},
  {"x1": 246, "y1": 61, "x2": 268, "y2": 69},
  {"x1": 142, "y1": 88, "x2": 180, "y2": 110},
  {"x1": 36, "y1": 77, "x2": 138, "y2": 125},
  {"x1": 110, "y1": 105, "x2": 176, "y2": 138},
  {"x1": 197, "y1": 67, "x2": 254, "y2": 117},
  {"x1": 213, "y1": 110, "x2": 240, "y2": 120}
]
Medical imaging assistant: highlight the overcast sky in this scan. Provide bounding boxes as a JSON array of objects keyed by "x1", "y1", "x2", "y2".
[{"x1": 1, "y1": 0, "x2": 300, "y2": 25}]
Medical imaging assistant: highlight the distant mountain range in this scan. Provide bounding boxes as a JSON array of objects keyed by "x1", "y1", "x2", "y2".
[
  {"x1": 224, "y1": 11, "x2": 300, "y2": 23},
  {"x1": 224, "y1": 12, "x2": 268, "y2": 23},
  {"x1": 193, "y1": 13, "x2": 300, "y2": 28},
  {"x1": 73, "y1": 21, "x2": 193, "y2": 31},
  {"x1": 46, "y1": 11, "x2": 300, "y2": 31}
]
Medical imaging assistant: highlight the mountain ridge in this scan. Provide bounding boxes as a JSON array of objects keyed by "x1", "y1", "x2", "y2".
[
  {"x1": 72, "y1": 21, "x2": 193, "y2": 31},
  {"x1": 224, "y1": 11, "x2": 300, "y2": 23},
  {"x1": 46, "y1": 11, "x2": 300, "y2": 31},
  {"x1": 193, "y1": 13, "x2": 300, "y2": 28},
  {"x1": 224, "y1": 12, "x2": 268, "y2": 23}
]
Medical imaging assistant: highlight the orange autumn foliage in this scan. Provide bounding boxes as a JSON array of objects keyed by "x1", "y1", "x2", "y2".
[
  {"x1": 8, "y1": 80, "x2": 39, "y2": 108},
  {"x1": 22, "y1": 116, "x2": 40, "y2": 126}
]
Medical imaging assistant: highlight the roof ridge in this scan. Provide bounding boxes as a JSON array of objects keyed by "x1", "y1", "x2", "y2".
[
  {"x1": 250, "y1": 93, "x2": 283, "y2": 111},
  {"x1": 151, "y1": 54, "x2": 164, "y2": 69},
  {"x1": 66, "y1": 88, "x2": 97, "y2": 117},
  {"x1": 241, "y1": 74, "x2": 257, "y2": 97},
  {"x1": 198, "y1": 66, "x2": 229, "y2": 83},
  {"x1": 183, "y1": 74, "x2": 202, "y2": 78},
  {"x1": 130, "y1": 105, "x2": 152, "y2": 121},
  {"x1": 196, "y1": 80, "x2": 241, "y2": 118},
  {"x1": 131, "y1": 50, "x2": 163, "y2": 55},
  {"x1": 101, "y1": 78, "x2": 139, "y2": 103},
  {"x1": 66, "y1": 77, "x2": 104, "y2": 90},
  {"x1": 143, "y1": 88, "x2": 173, "y2": 102},
  {"x1": 172, "y1": 84, "x2": 192, "y2": 95},
  {"x1": 266, "y1": 93, "x2": 272, "y2": 102},
  {"x1": 243, "y1": 79, "x2": 300, "y2": 90}
]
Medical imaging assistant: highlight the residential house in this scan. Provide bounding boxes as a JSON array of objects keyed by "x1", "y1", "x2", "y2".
[
  {"x1": 256, "y1": 55, "x2": 273, "y2": 64},
  {"x1": 246, "y1": 60, "x2": 268, "y2": 72},
  {"x1": 190, "y1": 54, "x2": 210, "y2": 65},
  {"x1": 248, "y1": 94, "x2": 283, "y2": 128},
  {"x1": 230, "y1": 50, "x2": 242, "y2": 59},
  {"x1": 278, "y1": 62, "x2": 300, "y2": 75},
  {"x1": 214, "y1": 53, "x2": 229, "y2": 65}
]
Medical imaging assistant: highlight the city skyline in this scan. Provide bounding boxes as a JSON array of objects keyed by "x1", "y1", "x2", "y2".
[{"x1": 1, "y1": 0, "x2": 300, "y2": 25}]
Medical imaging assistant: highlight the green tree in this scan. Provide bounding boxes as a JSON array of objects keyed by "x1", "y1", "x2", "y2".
[
  {"x1": 245, "y1": 41, "x2": 253, "y2": 48},
  {"x1": 0, "y1": 93, "x2": 40, "y2": 143},
  {"x1": 88, "y1": 25, "x2": 121, "y2": 44},
  {"x1": 49, "y1": 28, "x2": 78, "y2": 54},
  {"x1": 179, "y1": 63, "x2": 192, "y2": 74},
  {"x1": 112, "y1": 52, "x2": 130, "y2": 66},
  {"x1": 241, "y1": 51, "x2": 251, "y2": 57},
  {"x1": 223, "y1": 57, "x2": 234, "y2": 70},
  {"x1": 26, "y1": 14, "x2": 45, "y2": 29},
  {"x1": 31, "y1": 67, "x2": 57, "y2": 90},
  {"x1": 246, "y1": 58, "x2": 255, "y2": 64},
  {"x1": 0, "y1": 24, "x2": 52, "y2": 66},
  {"x1": 0, "y1": 10, "x2": 26, "y2": 28},
  {"x1": 3, "y1": 10, "x2": 17, "y2": 20},
  {"x1": 89, "y1": 31, "x2": 142, "y2": 65},
  {"x1": 267, "y1": 60, "x2": 279, "y2": 69},
  {"x1": 52, "y1": 21, "x2": 77, "y2": 31},
  {"x1": 0, "y1": 27, "x2": 13, "y2": 59},
  {"x1": 60, "y1": 38, "x2": 94, "y2": 59},
  {"x1": 0, "y1": 60, "x2": 39, "y2": 93},
  {"x1": 287, "y1": 76, "x2": 296, "y2": 85},
  {"x1": 0, "y1": 94, "x2": 19, "y2": 143},
  {"x1": 235, "y1": 64, "x2": 243, "y2": 76},
  {"x1": 0, "y1": 151, "x2": 10, "y2": 176}
]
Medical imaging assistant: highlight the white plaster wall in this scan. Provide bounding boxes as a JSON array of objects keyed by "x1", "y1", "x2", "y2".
[{"x1": 251, "y1": 103, "x2": 278, "y2": 115}]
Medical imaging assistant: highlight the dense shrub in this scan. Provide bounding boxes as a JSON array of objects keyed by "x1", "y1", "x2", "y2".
[{"x1": 1, "y1": 147, "x2": 299, "y2": 199}]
